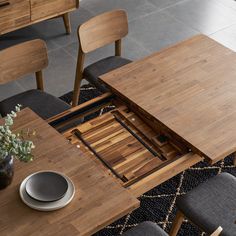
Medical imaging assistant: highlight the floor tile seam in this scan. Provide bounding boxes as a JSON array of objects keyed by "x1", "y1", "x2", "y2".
[
  {"x1": 208, "y1": 22, "x2": 236, "y2": 36},
  {"x1": 60, "y1": 47, "x2": 78, "y2": 62},
  {"x1": 148, "y1": 0, "x2": 190, "y2": 12},
  {"x1": 162, "y1": 10, "x2": 201, "y2": 34},
  {"x1": 212, "y1": 0, "x2": 236, "y2": 15},
  {"x1": 164, "y1": 6, "x2": 236, "y2": 36},
  {"x1": 126, "y1": 35, "x2": 152, "y2": 55}
]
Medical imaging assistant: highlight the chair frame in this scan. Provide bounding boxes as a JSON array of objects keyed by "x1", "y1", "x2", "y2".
[
  {"x1": 0, "y1": 39, "x2": 48, "y2": 92},
  {"x1": 169, "y1": 210, "x2": 223, "y2": 236},
  {"x1": 72, "y1": 9, "x2": 129, "y2": 107}
]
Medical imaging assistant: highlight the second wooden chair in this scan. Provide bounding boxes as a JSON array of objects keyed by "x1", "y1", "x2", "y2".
[
  {"x1": 0, "y1": 40, "x2": 70, "y2": 119},
  {"x1": 72, "y1": 9, "x2": 132, "y2": 106}
]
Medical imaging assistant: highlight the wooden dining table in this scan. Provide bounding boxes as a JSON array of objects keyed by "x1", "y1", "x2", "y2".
[{"x1": 1, "y1": 34, "x2": 236, "y2": 236}]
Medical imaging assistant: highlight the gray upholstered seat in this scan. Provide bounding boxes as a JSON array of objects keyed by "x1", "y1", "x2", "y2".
[
  {"x1": 0, "y1": 89, "x2": 70, "y2": 120},
  {"x1": 123, "y1": 221, "x2": 168, "y2": 236},
  {"x1": 176, "y1": 172, "x2": 236, "y2": 236},
  {"x1": 83, "y1": 56, "x2": 132, "y2": 92}
]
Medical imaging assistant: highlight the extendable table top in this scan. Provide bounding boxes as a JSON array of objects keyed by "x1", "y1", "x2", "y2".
[{"x1": 100, "y1": 34, "x2": 236, "y2": 163}]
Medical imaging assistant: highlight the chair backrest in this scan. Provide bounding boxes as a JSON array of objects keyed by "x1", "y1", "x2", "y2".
[
  {"x1": 0, "y1": 39, "x2": 48, "y2": 85},
  {"x1": 72, "y1": 9, "x2": 128, "y2": 107},
  {"x1": 78, "y1": 9, "x2": 128, "y2": 53}
]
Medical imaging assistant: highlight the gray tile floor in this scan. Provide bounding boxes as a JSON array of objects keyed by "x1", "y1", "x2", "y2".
[{"x1": 1, "y1": 0, "x2": 236, "y2": 101}]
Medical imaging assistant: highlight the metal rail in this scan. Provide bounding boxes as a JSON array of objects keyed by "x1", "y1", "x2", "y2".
[{"x1": 72, "y1": 129, "x2": 128, "y2": 182}]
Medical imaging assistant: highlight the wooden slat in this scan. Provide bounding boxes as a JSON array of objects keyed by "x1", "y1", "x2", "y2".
[
  {"x1": 128, "y1": 153, "x2": 203, "y2": 197},
  {"x1": 66, "y1": 107, "x2": 190, "y2": 185}
]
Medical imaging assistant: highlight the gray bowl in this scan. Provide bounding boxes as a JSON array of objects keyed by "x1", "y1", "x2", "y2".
[{"x1": 25, "y1": 171, "x2": 68, "y2": 202}]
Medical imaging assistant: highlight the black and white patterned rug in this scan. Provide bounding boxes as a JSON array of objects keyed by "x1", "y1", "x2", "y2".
[{"x1": 60, "y1": 85, "x2": 236, "y2": 236}]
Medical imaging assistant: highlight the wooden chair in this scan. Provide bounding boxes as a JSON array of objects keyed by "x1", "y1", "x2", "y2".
[
  {"x1": 72, "y1": 9, "x2": 132, "y2": 106},
  {"x1": 169, "y1": 173, "x2": 236, "y2": 236},
  {"x1": 123, "y1": 221, "x2": 223, "y2": 236},
  {"x1": 0, "y1": 39, "x2": 70, "y2": 119}
]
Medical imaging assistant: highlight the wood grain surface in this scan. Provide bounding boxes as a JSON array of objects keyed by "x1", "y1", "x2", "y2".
[
  {"x1": 100, "y1": 34, "x2": 236, "y2": 163},
  {"x1": 31, "y1": 0, "x2": 76, "y2": 21},
  {"x1": 0, "y1": 0, "x2": 30, "y2": 34},
  {"x1": 0, "y1": 0, "x2": 78, "y2": 35},
  {"x1": 0, "y1": 108, "x2": 139, "y2": 236},
  {"x1": 63, "y1": 104, "x2": 202, "y2": 197},
  {"x1": 0, "y1": 39, "x2": 48, "y2": 85},
  {"x1": 78, "y1": 9, "x2": 128, "y2": 54}
]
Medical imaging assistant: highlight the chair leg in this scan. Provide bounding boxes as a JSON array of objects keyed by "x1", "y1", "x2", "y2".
[
  {"x1": 72, "y1": 49, "x2": 85, "y2": 107},
  {"x1": 35, "y1": 71, "x2": 44, "y2": 91},
  {"x1": 169, "y1": 211, "x2": 185, "y2": 236},
  {"x1": 234, "y1": 153, "x2": 236, "y2": 166},
  {"x1": 62, "y1": 13, "x2": 71, "y2": 34},
  {"x1": 72, "y1": 77, "x2": 82, "y2": 107}
]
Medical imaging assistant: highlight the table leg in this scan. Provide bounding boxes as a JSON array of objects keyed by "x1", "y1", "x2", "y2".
[{"x1": 62, "y1": 13, "x2": 71, "y2": 34}]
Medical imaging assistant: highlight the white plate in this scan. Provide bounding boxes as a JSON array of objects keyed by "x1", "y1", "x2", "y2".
[{"x1": 19, "y1": 172, "x2": 75, "y2": 211}]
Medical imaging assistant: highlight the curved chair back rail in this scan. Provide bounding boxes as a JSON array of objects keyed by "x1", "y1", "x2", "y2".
[
  {"x1": 0, "y1": 39, "x2": 48, "y2": 90},
  {"x1": 78, "y1": 9, "x2": 128, "y2": 54}
]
